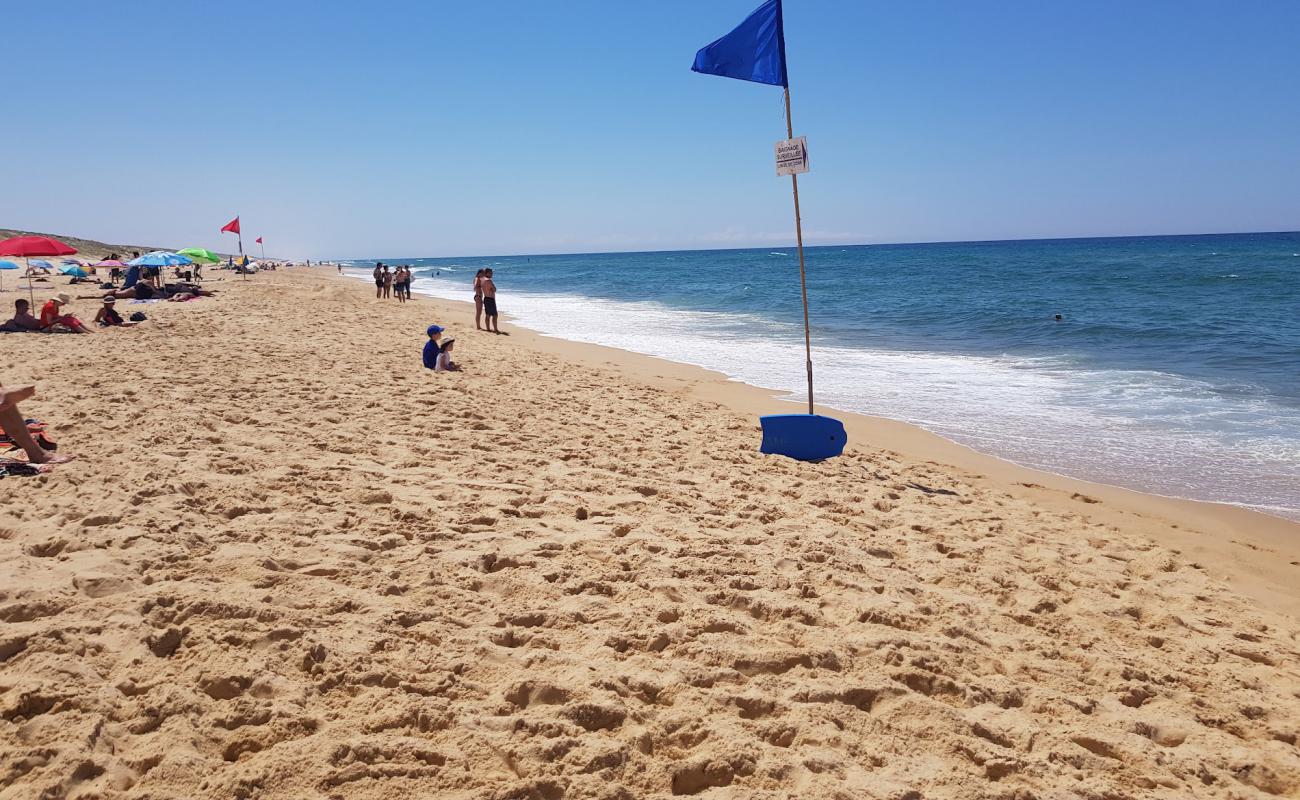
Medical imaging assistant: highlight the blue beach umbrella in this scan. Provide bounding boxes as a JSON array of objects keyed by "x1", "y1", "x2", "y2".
[
  {"x1": 129, "y1": 251, "x2": 193, "y2": 267},
  {"x1": 29, "y1": 259, "x2": 54, "y2": 271},
  {"x1": 60, "y1": 265, "x2": 90, "y2": 278},
  {"x1": 0, "y1": 260, "x2": 16, "y2": 291}
]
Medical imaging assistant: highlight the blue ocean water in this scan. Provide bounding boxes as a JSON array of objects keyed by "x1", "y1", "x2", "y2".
[{"x1": 345, "y1": 232, "x2": 1300, "y2": 519}]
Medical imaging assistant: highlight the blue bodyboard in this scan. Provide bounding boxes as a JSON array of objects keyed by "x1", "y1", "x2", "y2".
[{"x1": 759, "y1": 414, "x2": 847, "y2": 462}]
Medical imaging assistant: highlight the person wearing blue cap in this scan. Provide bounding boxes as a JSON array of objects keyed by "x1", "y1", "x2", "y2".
[{"x1": 422, "y1": 325, "x2": 444, "y2": 370}]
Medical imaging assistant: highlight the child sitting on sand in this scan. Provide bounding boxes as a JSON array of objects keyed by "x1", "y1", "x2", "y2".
[
  {"x1": 434, "y1": 339, "x2": 460, "y2": 372},
  {"x1": 92, "y1": 296, "x2": 139, "y2": 327},
  {"x1": 422, "y1": 325, "x2": 444, "y2": 370}
]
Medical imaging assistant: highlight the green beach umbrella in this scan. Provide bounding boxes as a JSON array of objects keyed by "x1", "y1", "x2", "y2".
[{"x1": 177, "y1": 247, "x2": 220, "y2": 263}]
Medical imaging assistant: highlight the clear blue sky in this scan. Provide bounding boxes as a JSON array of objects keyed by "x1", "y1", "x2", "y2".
[{"x1": 4, "y1": 0, "x2": 1297, "y2": 259}]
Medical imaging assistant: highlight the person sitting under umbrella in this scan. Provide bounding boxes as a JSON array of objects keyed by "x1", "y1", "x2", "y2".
[
  {"x1": 40, "y1": 293, "x2": 93, "y2": 333},
  {"x1": 0, "y1": 299, "x2": 42, "y2": 333}
]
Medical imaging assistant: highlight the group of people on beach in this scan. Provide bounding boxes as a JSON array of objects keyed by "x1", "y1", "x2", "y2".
[
  {"x1": 422, "y1": 324, "x2": 460, "y2": 372},
  {"x1": 414, "y1": 267, "x2": 505, "y2": 375},
  {"x1": 472, "y1": 268, "x2": 500, "y2": 333},
  {"x1": 1, "y1": 260, "x2": 216, "y2": 335},
  {"x1": 373, "y1": 263, "x2": 413, "y2": 302}
]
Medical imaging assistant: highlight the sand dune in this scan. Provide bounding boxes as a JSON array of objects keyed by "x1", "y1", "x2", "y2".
[{"x1": 1, "y1": 271, "x2": 1297, "y2": 799}]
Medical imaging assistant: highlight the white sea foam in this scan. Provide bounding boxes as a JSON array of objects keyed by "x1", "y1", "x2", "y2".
[{"x1": 346, "y1": 268, "x2": 1300, "y2": 520}]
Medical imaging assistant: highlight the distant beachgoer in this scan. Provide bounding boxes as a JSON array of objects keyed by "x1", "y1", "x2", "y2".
[
  {"x1": 423, "y1": 325, "x2": 444, "y2": 369},
  {"x1": 0, "y1": 384, "x2": 72, "y2": 465},
  {"x1": 481, "y1": 269, "x2": 500, "y2": 334},
  {"x1": 0, "y1": 299, "x2": 42, "y2": 333},
  {"x1": 93, "y1": 281, "x2": 156, "y2": 300},
  {"x1": 337, "y1": 264, "x2": 343, "y2": 274},
  {"x1": 93, "y1": 296, "x2": 138, "y2": 327},
  {"x1": 472, "y1": 269, "x2": 485, "y2": 330},
  {"x1": 373, "y1": 263, "x2": 384, "y2": 298},
  {"x1": 434, "y1": 339, "x2": 460, "y2": 372},
  {"x1": 403, "y1": 266, "x2": 413, "y2": 300},
  {"x1": 382, "y1": 265, "x2": 393, "y2": 299},
  {"x1": 40, "y1": 294, "x2": 92, "y2": 333},
  {"x1": 1054, "y1": 314, "x2": 1063, "y2": 321}
]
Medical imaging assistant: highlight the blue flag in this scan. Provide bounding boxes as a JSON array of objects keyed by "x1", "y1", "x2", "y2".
[{"x1": 691, "y1": 0, "x2": 788, "y2": 88}]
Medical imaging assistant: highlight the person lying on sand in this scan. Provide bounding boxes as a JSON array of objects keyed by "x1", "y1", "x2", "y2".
[
  {"x1": 0, "y1": 384, "x2": 73, "y2": 465},
  {"x1": 40, "y1": 293, "x2": 93, "y2": 333},
  {"x1": 93, "y1": 296, "x2": 139, "y2": 327},
  {"x1": 88, "y1": 282, "x2": 157, "y2": 301},
  {"x1": 0, "y1": 299, "x2": 42, "y2": 332},
  {"x1": 163, "y1": 283, "x2": 216, "y2": 298}
]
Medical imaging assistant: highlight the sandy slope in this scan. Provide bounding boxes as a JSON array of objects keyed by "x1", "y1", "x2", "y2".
[{"x1": 1, "y1": 270, "x2": 1297, "y2": 799}]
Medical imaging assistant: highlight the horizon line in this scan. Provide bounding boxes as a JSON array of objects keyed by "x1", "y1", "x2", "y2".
[{"x1": 340, "y1": 228, "x2": 1300, "y2": 264}]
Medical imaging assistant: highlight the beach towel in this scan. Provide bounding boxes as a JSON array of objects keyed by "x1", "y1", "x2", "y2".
[
  {"x1": 0, "y1": 458, "x2": 50, "y2": 478},
  {"x1": 0, "y1": 418, "x2": 57, "y2": 453}
]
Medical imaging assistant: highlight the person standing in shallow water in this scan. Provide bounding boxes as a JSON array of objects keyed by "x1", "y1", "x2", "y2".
[
  {"x1": 481, "y1": 269, "x2": 500, "y2": 334},
  {"x1": 397, "y1": 266, "x2": 411, "y2": 303},
  {"x1": 472, "y1": 269, "x2": 485, "y2": 330}
]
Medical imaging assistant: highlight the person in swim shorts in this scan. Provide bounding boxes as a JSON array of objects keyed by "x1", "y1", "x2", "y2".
[{"x1": 480, "y1": 269, "x2": 500, "y2": 334}]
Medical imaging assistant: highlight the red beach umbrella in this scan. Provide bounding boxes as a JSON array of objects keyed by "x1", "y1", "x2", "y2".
[
  {"x1": 0, "y1": 235, "x2": 78, "y2": 304},
  {"x1": 0, "y1": 235, "x2": 77, "y2": 257}
]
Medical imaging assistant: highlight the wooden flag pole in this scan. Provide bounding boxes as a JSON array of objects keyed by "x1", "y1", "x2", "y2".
[{"x1": 784, "y1": 86, "x2": 814, "y2": 415}]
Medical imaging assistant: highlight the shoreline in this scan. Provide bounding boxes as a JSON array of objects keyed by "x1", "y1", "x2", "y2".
[
  {"x1": 342, "y1": 269, "x2": 1300, "y2": 615},
  {"x1": 340, "y1": 265, "x2": 1300, "y2": 525}
]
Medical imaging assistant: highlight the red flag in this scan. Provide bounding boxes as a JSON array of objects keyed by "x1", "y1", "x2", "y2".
[
  {"x1": 255, "y1": 237, "x2": 263, "y2": 244},
  {"x1": 221, "y1": 216, "x2": 240, "y2": 234}
]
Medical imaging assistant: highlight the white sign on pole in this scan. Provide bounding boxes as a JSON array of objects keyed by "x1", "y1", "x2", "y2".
[{"x1": 775, "y1": 136, "x2": 809, "y2": 176}]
